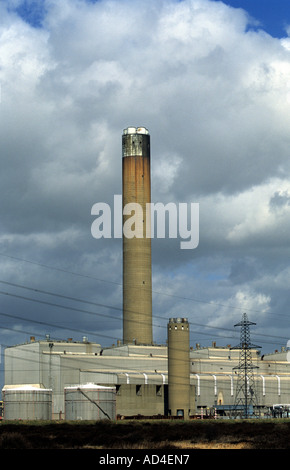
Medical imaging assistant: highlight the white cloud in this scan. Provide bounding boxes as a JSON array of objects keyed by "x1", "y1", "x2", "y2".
[{"x1": 210, "y1": 289, "x2": 271, "y2": 327}]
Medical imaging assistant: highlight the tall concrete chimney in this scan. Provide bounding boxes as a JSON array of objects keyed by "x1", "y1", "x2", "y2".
[
  {"x1": 168, "y1": 317, "x2": 190, "y2": 419},
  {"x1": 122, "y1": 127, "x2": 152, "y2": 345}
]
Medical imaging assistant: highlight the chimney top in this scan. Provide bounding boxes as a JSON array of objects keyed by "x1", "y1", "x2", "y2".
[{"x1": 123, "y1": 127, "x2": 149, "y2": 135}]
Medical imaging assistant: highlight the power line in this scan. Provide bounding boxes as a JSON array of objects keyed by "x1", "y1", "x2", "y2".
[
  {"x1": 0, "y1": 283, "x2": 287, "y2": 348},
  {"x1": 0, "y1": 253, "x2": 122, "y2": 287},
  {"x1": 0, "y1": 310, "x2": 114, "y2": 342},
  {"x1": 0, "y1": 252, "x2": 283, "y2": 318},
  {"x1": 0, "y1": 254, "x2": 288, "y2": 350}
]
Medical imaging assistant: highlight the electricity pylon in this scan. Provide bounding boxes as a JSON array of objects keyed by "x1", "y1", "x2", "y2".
[{"x1": 231, "y1": 313, "x2": 261, "y2": 419}]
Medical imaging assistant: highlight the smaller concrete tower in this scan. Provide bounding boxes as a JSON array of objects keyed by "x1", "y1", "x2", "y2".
[{"x1": 167, "y1": 317, "x2": 190, "y2": 419}]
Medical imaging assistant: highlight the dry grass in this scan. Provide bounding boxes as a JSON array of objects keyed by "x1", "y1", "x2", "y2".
[
  {"x1": 171, "y1": 441, "x2": 253, "y2": 449},
  {"x1": 0, "y1": 419, "x2": 289, "y2": 449}
]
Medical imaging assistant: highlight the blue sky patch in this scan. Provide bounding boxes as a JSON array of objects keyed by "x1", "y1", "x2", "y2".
[
  {"x1": 10, "y1": 0, "x2": 47, "y2": 28},
  {"x1": 216, "y1": 0, "x2": 290, "y2": 38}
]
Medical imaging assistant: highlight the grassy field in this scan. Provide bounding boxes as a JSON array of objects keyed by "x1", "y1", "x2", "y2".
[{"x1": 0, "y1": 419, "x2": 289, "y2": 449}]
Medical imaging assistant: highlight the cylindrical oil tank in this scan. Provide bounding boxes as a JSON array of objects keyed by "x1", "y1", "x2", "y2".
[
  {"x1": 2, "y1": 386, "x2": 52, "y2": 420},
  {"x1": 167, "y1": 317, "x2": 190, "y2": 419},
  {"x1": 122, "y1": 126, "x2": 153, "y2": 345},
  {"x1": 64, "y1": 383, "x2": 116, "y2": 420}
]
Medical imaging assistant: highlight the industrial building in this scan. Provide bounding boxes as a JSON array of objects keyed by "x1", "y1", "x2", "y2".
[
  {"x1": 4, "y1": 335, "x2": 195, "y2": 419},
  {"x1": 4, "y1": 335, "x2": 290, "y2": 419},
  {"x1": 3, "y1": 127, "x2": 290, "y2": 420}
]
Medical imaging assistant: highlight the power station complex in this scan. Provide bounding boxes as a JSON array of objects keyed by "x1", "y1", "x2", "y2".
[{"x1": 3, "y1": 127, "x2": 290, "y2": 420}]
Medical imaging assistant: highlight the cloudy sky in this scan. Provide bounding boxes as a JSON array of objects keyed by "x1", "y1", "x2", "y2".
[{"x1": 1, "y1": 0, "x2": 290, "y2": 383}]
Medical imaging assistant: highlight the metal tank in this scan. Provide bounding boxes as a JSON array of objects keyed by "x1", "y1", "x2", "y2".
[
  {"x1": 167, "y1": 318, "x2": 191, "y2": 419},
  {"x1": 122, "y1": 126, "x2": 153, "y2": 345},
  {"x1": 2, "y1": 385, "x2": 52, "y2": 420},
  {"x1": 64, "y1": 383, "x2": 116, "y2": 420}
]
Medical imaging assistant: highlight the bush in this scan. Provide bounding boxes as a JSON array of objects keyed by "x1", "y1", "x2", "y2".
[{"x1": 0, "y1": 432, "x2": 31, "y2": 449}]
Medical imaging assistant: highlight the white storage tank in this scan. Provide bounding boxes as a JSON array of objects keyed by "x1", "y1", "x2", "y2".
[
  {"x1": 2, "y1": 385, "x2": 52, "y2": 420},
  {"x1": 64, "y1": 383, "x2": 116, "y2": 420}
]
